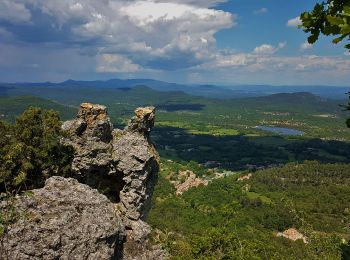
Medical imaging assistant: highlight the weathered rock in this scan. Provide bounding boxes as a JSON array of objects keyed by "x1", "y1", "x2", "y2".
[
  {"x1": 122, "y1": 219, "x2": 168, "y2": 260},
  {"x1": 0, "y1": 176, "x2": 125, "y2": 260},
  {"x1": 62, "y1": 104, "x2": 159, "y2": 220},
  {"x1": 113, "y1": 129, "x2": 159, "y2": 222},
  {"x1": 60, "y1": 104, "x2": 162, "y2": 259},
  {"x1": 169, "y1": 170, "x2": 209, "y2": 195},
  {"x1": 61, "y1": 103, "x2": 113, "y2": 178},
  {"x1": 276, "y1": 228, "x2": 308, "y2": 243},
  {"x1": 126, "y1": 107, "x2": 156, "y2": 135}
]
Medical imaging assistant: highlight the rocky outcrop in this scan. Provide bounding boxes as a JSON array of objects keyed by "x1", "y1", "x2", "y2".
[
  {"x1": 1, "y1": 104, "x2": 162, "y2": 259},
  {"x1": 168, "y1": 170, "x2": 209, "y2": 195},
  {"x1": 61, "y1": 103, "x2": 161, "y2": 259},
  {"x1": 62, "y1": 103, "x2": 114, "y2": 178},
  {"x1": 62, "y1": 104, "x2": 159, "y2": 221},
  {"x1": 0, "y1": 177, "x2": 125, "y2": 260},
  {"x1": 276, "y1": 228, "x2": 308, "y2": 243},
  {"x1": 237, "y1": 173, "x2": 252, "y2": 182},
  {"x1": 113, "y1": 106, "x2": 159, "y2": 222}
]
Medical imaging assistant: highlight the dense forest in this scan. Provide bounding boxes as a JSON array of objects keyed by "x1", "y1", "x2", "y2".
[{"x1": 148, "y1": 160, "x2": 350, "y2": 259}]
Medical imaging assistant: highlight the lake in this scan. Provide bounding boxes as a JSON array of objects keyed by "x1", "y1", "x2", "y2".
[{"x1": 256, "y1": 126, "x2": 305, "y2": 136}]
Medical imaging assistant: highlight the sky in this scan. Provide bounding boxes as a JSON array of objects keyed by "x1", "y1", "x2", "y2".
[{"x1": 0, "y1": 0, "x2": 349, "y2": 86}]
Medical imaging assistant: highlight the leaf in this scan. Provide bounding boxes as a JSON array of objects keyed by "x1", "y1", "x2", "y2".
[
  {"x1": 14, "y1": 171, "x2": 27, "y2": 186},
  {"x1": 340, "y1": 25, "x2": 350, "y2": 34},
  {"x1": 332, "y1": 37, "x2": 343, "y2": 44},
  {"x1": 343, "y1": 6, "x2": 350, "y2": 16},
  {"x1": 327, "y1": 15, "x2": 344, "y2": 26},
  {"x1": 308, "y1": 34, "x2": 318, "y2": 44},
  {"x1": 323, "y1": 25, "x2": 337, "y2": 35}
]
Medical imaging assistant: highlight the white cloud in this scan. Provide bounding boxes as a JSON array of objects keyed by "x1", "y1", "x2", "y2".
[
  {"x1": 254, "y1": 8, "x2": 268, "y2": 14},
  {"x1": 0, "y1": 0, "x2": 31, "y2": 24},
  {"x1": 287, "y1": 16, "x2": 302, "y2": 27},
  {"x1": 253, "y1": 42, "x2": 286, "y2": 55},
  {"x1": 97, "y1": 54, "x2": 141, "y2": 73},
  {"x1": 165, "y1": 0, "x2": 228, "y2": 8},
  {"x1": 300, "y1": 41, "x2": 313, "y2": 50},
  {"x1": 121, "y1": 2, "x2": 210, "y2": 25},
  {"x1": 203, "y1": 52, "x2": 350, "y2": 75},
  {"x1": 6, "y1": 0, "x2": 234, "y2": 71}
]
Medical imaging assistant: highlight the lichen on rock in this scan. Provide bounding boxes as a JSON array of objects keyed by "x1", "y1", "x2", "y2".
[{"x1": 0, "y1": 177, "x2": 125, "y2": 260}]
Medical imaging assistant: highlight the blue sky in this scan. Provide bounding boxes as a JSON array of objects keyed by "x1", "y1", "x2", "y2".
[{"x1": 0, "y1": 0, "x2": 349, "y2": 86}]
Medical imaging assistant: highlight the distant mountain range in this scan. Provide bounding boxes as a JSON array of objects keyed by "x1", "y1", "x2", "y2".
[{"x1": 1, "y1": 78, "x2": 349, "y2": 100}]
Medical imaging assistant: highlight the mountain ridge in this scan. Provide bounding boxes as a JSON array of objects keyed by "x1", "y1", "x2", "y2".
[{"x1": 1, "y1": 78, "x2": 348, "y2": 100}]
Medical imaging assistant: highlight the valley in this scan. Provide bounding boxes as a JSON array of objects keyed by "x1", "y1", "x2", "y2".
[{"x1": 0, "y1": 83, "x2": 350, "y2": 259}]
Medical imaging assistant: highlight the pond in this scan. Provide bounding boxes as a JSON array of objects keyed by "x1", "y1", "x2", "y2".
[{"x1": 256, "y1": 126, "x2": 305, "y2": 136}]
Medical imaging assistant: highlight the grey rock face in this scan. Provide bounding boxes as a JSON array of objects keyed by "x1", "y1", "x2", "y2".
[
  {"x1": 113, "y1": 130, "x2": 159, "y2": 222},
  {"x1": 62, "y1": 104, "x2": 159, "y2": 221},
  {"x1": 1, "y1": 177, "x2": 125, "y2": 260},
  {"x1": 60, "y1": 103, "x2": 162, "y2": 259},
  {"x1": 62, "y1": 103, "x2": 113, "y2": 177}
]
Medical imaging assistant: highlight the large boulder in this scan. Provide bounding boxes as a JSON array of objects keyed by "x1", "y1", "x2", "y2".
[{"x1": 0, "y1": 176, "x2": 125, "y2": 260}]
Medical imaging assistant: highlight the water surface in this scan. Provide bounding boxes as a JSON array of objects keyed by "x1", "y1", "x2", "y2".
[{"x1": 256, "y1": 126, "x2": 304, "y2": 136}]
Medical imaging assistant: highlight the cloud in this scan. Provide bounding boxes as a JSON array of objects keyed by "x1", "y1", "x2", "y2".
[
  {"x1": 192, "y1": 52, "x2": 350, "y2": 85},
  {"x1": 158, "y1": 0, "x2": 228, "y2": 8},
  {"x1": 0, "y1": 0, "x2": 31, "y2": 24},
  {"x1": 253, "y1": 8, "x2": 268, "y2": 14},
  {"x1": 0, "y1": 0, "x2": 235, "y2": 72},
  {"x1": 97, "y1": 54, "x2": 141, "y2": 73},
  {"x1": 287, "y1": 16, "x2": 302, "y2": 27},
  {"x1": 300, "y1": 41, "x2": 313, "y2": 50},
  {"x1": 253, "y1": 42, "x2": 286, "y2": 55},
  {"x1": 203, "y1": 51, "x2": 350, "y2": 76}
]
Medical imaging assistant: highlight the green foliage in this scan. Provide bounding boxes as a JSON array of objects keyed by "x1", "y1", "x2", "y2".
[
  {"x1": 149, "y1": 160, "x2": 350, "y2": 259},
  {"x1": 300, "y1": 0, "x2": 350, "y2": 51},
  {"x1": 0, "y1": 107, "x2": 74, "y2": 194},
  {"x1": 0, "y1": 95, "x2": 76, "y2": 123}
]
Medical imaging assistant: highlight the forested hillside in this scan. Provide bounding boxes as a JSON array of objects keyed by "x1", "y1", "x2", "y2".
[{"x1": 148, "y1": 160, "x2": 350, "y2": 259}]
